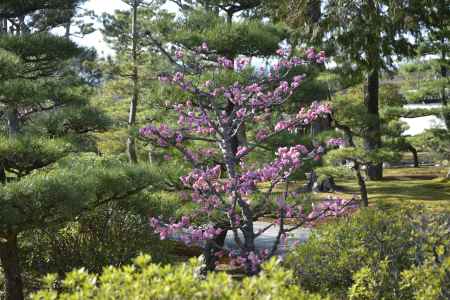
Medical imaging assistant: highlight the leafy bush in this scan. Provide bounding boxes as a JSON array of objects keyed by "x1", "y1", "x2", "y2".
[
  {"x1": 20, "y1": 207, "x2": 177, "y2": 289},
  {"x1": 348, "y1": 258, "x2": 450, "y2": 300},
  {"x1": 400, "y1": 258, "x2": 450, "y2": 300},
  {"x1": 32, "y1": 256, "x2": 325, "y2": 300},
  {"x1": 285, "y1": 207, "x2": 450, "y2": 298}
]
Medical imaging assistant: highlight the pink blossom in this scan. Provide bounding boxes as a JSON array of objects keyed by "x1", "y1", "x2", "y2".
[
  {"x1": 173, "y1": 72, "x2": 184, "y2": 83},
  {"x1": 175, "y1": 49, "x2": 184, "y2": 60},
  {"x1": 236, "y1": 108, "x2": 247, "y2": 118},
  {"x1": 236, "y1": 146, "x2": 248, "y2": 157},
  {"x1": 275, "y1": 120, "x2": 292, "y2": 132},
  {"x1": 327, "y1": 138, "x2": 345, "y2": 147},
  {"x1": 218, "y1": 57, "x2": 234, "y2": 69},
  {"x1": 256, "y1": 129, "x2": 269, "y2": 141}
]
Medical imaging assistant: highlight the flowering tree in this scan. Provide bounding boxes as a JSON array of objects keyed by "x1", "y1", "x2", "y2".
[{"x1": 140, "y1": 44, "x2": 357, "y2": 274}]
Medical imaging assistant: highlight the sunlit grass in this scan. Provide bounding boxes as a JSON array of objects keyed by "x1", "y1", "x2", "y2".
[{"x1": 316, "y1": 166, "x2": 450, "y2": 211}]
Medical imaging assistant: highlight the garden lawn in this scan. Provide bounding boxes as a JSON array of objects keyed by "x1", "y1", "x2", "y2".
[{"x1": 318, "y1": 166, "x2": 450, "y2": 211}]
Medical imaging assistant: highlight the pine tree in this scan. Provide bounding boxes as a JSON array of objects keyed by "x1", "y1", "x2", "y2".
[
  {"x1": 100, "y1": 0, "x2": 171, "y2": 163},
  {"x1": 0, "y1": 2, "x2": 163, "y2": 299},
  {"x1": 417, "y1": 0, "x2": 449, "y2": 127},
  {"x1": 272, "y1": 0, "x2": 425, "y2": 180}
]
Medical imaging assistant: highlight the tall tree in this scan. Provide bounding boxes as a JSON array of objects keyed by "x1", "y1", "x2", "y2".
[
  {"x1": 275, "y1": 0, "x2": 424, "y2": 180},
  {"x1": 0, "y1": 2, "x2": 162, "y2": 299},
  {"x1": 101, "y1": 0, "x2": 170, "y2": 163},
  {"x1": 417, "y1": 0, "x2": 449, "y2": 128}
]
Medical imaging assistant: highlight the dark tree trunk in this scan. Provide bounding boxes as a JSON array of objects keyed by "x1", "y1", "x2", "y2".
[
  {"x1": 226, "y1": 11, "x2": 233, "y2": 25},
  {"x1": 307, "y1": 0, "x2": 321, "y2": 23},
  {"x1": 0, "y1": 233, "x2": 24, "y2": 300},
  {"x1": 0, "y1": 165, "x2": 6, "y2": 183},
  {"x1": 440, "y1": 46, "x2": 449, "y2": 129},
  {"x1": 364, "y1": 0, "x2": 383, "y2": 180},
  {"x1": 0, "y1": 18, "x2": 7, "y2": 33},
  {"x1": 64, "y1": 21, "x2": 71, "y2": 39},
  {"x1": 364, "y1": 68, "x2": 383, "y2": 180},
  {"x1": 225, "y1": 101, "x2": 241, "y2": 155},
  {"x1": 310, "y1": 117, "x2": 331, "y2": 137},
  {"x1": 127, "y1": 0, "x2": 139, "y2": 164},
  {"x1": 338, "y1": 124, "x2": 369, "y2": 205},
  {"x1": 6, "y1": 108, "x2": 20, "y2": 137},
  {"x1": 355, "y1": 162, "x2": 369, "y2": 207},
  {"x1": 304, "y1": 170, "x2": 335, "y2": 192},
  {"x1": 406, "y1": 143, "x2": 419, "y2": 168},
  {"x1": 200, "y1": 229, "x2": 227, "y2": 275}
]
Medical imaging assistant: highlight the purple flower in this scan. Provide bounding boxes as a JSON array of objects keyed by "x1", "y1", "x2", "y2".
[{"x1": 327, "y1": 138, "x2": 345, "y2": 147}]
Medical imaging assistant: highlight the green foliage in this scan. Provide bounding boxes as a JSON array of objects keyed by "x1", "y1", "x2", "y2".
[
  {"x1": 410, "y1": 129, "x2": 450, "y2": 161},
  {"x1": 174, "y1": 10, "x2": 286, "y2": 58},
  {"x1": 0, "y1": 33, "x2": 81, "y2": 66},
  {"x1": 348, "y1": 259, "x2": 399, "y2": 300},
  {"x1": 20, "y1": 207, "x2": 176, "y2": 290},
  {"x1": 0, "y1": 48, "x2": 20, "y2": 79},
  {"x1": 43, "y1": 106, "x2": 111, "y2": 136},
  {"x1": 32, "y1": 256, "x2": 326, "y2": 300},
  {"x1": 324, "y1": 147, "x2": 400, "y2": 165},
  {"x1": 399, "y1": 60, "x2": 448, "y2": 103},
  {"x1": 348, "y1": 257, "x2": 450, "y2": 300},
  {"x1": 0, "y1": 136, "x2": 72, "y2": 176},
  {"x1": 400, "y1": 258, "x2": 450, "y2": 300},
  {"x1": 285, "y1": 207, "x2": 450, "y2": 298},
  {"x1": 315, "y1": 165, "x2": 354, "y2": 180},
  {"x1": 0, "y1": 156, "x2": 166, "y2": 232}
]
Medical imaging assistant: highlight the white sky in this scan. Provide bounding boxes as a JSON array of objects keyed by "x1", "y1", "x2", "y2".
[{"x1": 73, "y1": 0, "x2": 178, "y2": 57}]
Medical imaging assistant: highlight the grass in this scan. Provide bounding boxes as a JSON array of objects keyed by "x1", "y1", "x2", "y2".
[{"x1": 316, "y1": 166, "x2": 450, "y2": 211}]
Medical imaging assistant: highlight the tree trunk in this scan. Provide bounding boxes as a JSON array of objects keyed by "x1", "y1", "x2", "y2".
[
  {"x1": 0, "y1": 164, "x2": 6, "y2": 183},
  {"x1": 0, "y1": 233, "x2": 24, "y2": 300},
  {"x1": 0, "y1": 18, "x2": 7, "y2": 33},
  {"x1": 6, "y1": 108, "x2": 20, "y2": 137},
  {"x1": 126, "y1": 0, "x2": 140, "y2": 164},
  {"x1": 364, "y1": 0, "x2": 383, "y2": 181},
  {"x1": 440, "y1": 46, "x2": 449, "y2": 129},
  {"x1": 200, "y1": 229, "x2": 227, "y2": 275},
  {"x1": 355, "y1": 162, "x2": 369, "y2": 207},
  {"x1": 225, "y1": 101, "x2": 241, "y2": 155},
  {"x1": 223, "y1": 11, "x2": 248, "y2": 155},
  {"x1": 226, "y1": 11, "x2": 233, "y2": 25},
  {"x1": 406, "y1": 143, "x2": 419, "y2": 168},
  {"x1": 364, "y1": 68, "x2": 383, "y2": 180},
  {"x1": 65, "y1": 21, "x2": 71, "y2": 39}
]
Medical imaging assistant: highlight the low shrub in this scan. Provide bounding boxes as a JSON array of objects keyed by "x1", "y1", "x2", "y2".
[
  {"x1": 285, "y1": 206, "x2": 450, "y2": 299},
  {"x1": 32, "y1": 256, "x2": 326, "y2": 300},
  {"x1": 399, "y1": 258, "x2": 450, "y2": 300}
]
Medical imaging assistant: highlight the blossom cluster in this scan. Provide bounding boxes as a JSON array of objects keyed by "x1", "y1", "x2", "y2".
[
  {"x1": 326, "y1": 138, "x2": 346, "y2": 147},
  {"x1": 150, "y1": 217, "x2": 223, "y2": 245},
  {"x1": 229, "y1": 250, "x2": 269, "y2": 273},
  {"x1": 174, "y1": 102, "x2": 216, "y2": 135},
  {"x1": 139, "y1": 124, "x2": 183, "y2": 147}
]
